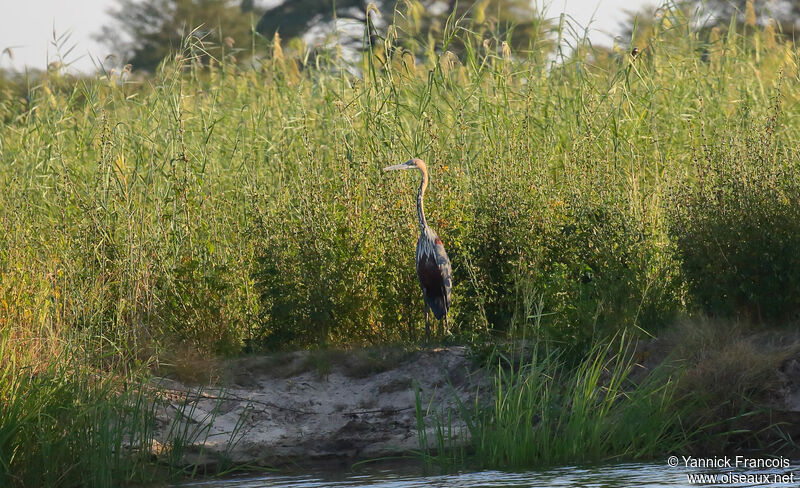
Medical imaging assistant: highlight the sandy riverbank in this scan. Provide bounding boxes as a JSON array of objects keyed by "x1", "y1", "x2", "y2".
[{"x1": 148, "y1": 346, "x2": 488, "y2": 469}]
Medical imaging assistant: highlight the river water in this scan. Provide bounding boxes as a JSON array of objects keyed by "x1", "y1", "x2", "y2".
[{"x1": 176, "y1": 461, "x2": 799, "y2": 487}]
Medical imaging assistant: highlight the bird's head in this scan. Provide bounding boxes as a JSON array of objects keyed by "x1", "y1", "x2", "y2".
[{"x1": 384, "y1": 158, "x2": 426, "y2": 173}]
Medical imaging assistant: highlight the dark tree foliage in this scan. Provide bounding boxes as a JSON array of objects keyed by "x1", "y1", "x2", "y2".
[
  {"x1": 98, "y1": 0, "x2": 553, "y2": 70},
  {"x1": 255, "y1": 0, "x2": 373, "y2": 42},
  {"x1": 255, "y1": 0, "x2": 553, "y2": 55},
  {"x1": 97, "y1": 0, "x2": 260, "y2": 71},
  {"x1": 703, "y1": 0, "x2": 800, "y2": 35},
  {"x1": 621, "y1": 0, "x2": 800, "y2": 47}
]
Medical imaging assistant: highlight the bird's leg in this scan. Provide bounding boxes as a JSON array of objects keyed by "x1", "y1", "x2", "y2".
[
  {"x1": 444, "y1": 315, "x2": 449, "y2": 336},
  {"x1": 424, "y1": 305, "x2": 431, "y2": 341}
]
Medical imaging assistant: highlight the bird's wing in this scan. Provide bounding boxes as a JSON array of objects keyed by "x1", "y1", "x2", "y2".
[
  {"x1": 417, "y1": 251, "x2": 440, "y2": 293},
  {"x1": 416, "y1": 229, "x2": 453, "y2": 319},
  {"x1": 432, "y1": 238, "x2": 453, "y2": 307}
]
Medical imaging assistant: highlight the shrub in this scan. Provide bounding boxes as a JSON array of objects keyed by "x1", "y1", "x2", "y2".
[
  {"x1": 457, "y1": 164, "x2": 682, "y2": 355},
  {"x1": 667, "y1": 115, "x2": 800, "y2": 321},
  {"x1": 155, "y1": 255, "x2": 241, "y2": 355},
  {"x1": 252, "y1": 163, "x2": 422, "y2": 348},
  {"x1": 530, "y1": 192, "x2": 681, "y2": 351}
]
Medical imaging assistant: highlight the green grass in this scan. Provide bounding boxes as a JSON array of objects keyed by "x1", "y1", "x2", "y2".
[
  {"x1": 0, "y1": 330, "x2": 163, "y2": 487},
  {"x1": 414, "y1": 333, "x2": 694, "y2": 469},
  {"x1": 469, "y1": 339, "x2": 691, "y2": 467},
  {"x1": 0, "y1": 327, "x2": 250, "y2": 486},
  {"x1": 1, "y1": 1, "x2": 800, "y2": 481},
  {"x1": 1, "y1": 3, "x2": 798, "y2": 357}
]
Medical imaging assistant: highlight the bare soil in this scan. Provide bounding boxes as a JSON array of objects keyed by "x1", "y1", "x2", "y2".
[{"x1": 150, "y1": 346, "x2": 488, "y2": 469}]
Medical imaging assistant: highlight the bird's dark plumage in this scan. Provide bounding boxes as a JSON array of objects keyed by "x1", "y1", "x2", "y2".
[{"x1": 416, "y1": 231, "x2": 452, "y2": 320}]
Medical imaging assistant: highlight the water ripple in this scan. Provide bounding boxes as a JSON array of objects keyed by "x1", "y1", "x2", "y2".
[{"x1": 176, "y1": 461, "x2": 799, "y2": 488}]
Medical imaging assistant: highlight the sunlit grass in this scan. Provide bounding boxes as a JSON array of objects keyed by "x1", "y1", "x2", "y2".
[
  {"x1": 2, "y1": 4, "x2": 798, "y2": 355},
  {"x1": 1, "y1": 1, "x2": 800, "y2": 482},
  {"x1": 465, "y1": 338, "x2": 692, "y2": 467},
  {"x1": 0, "y1": 330, "x2": 161, "y2": 487}
]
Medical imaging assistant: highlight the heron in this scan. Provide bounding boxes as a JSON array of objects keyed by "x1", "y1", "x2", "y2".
[{"x1": 384, "y1": 158, "x2": 453, "y2": 337}]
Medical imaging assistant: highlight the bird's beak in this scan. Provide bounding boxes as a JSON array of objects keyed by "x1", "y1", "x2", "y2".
[{"x1": 383, "y1": 163, "x2": 411, "y2": 172}]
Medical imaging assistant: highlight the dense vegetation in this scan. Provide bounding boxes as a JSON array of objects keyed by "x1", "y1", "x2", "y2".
[
  {"x1": 417, "y1": 338, "x2": 695, "y2": 468},
  {"x1": 2, "y1": 2, "x2": 800, "y2": 484}
]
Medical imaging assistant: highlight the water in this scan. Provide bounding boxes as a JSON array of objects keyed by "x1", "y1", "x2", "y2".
[{"x1": 176, "y1": 461, "x2": 800, "y2": 487}]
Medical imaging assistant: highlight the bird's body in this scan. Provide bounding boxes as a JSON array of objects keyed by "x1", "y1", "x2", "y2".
[
  {"x1": 417, "y1": 226, "x2": 452, "y2": 321},
  {"x1": 384, "y1": 158, "x2": 452, "y2": 337}
]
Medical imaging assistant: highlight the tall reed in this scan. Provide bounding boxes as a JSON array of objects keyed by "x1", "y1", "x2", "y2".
[
  {"x1": 2, "y1": 3, "x2": 798, "y2": 356},
  {"x1": 414, "y1": 336, "x2": 693, "y2": 469}
]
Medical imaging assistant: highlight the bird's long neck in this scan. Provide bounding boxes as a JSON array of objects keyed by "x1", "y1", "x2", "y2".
[{"x1": 416, "y1": 164, "x2": 429, "y2": 232}]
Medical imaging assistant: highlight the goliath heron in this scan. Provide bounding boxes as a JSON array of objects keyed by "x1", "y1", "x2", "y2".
[{"x1": 384, "y1": 158, "x2": 452, "y2": 337}]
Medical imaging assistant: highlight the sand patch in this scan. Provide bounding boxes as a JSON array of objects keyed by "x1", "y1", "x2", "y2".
[{"x1": 150, "y1": 346, "x2": 487, "y2": 468}]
